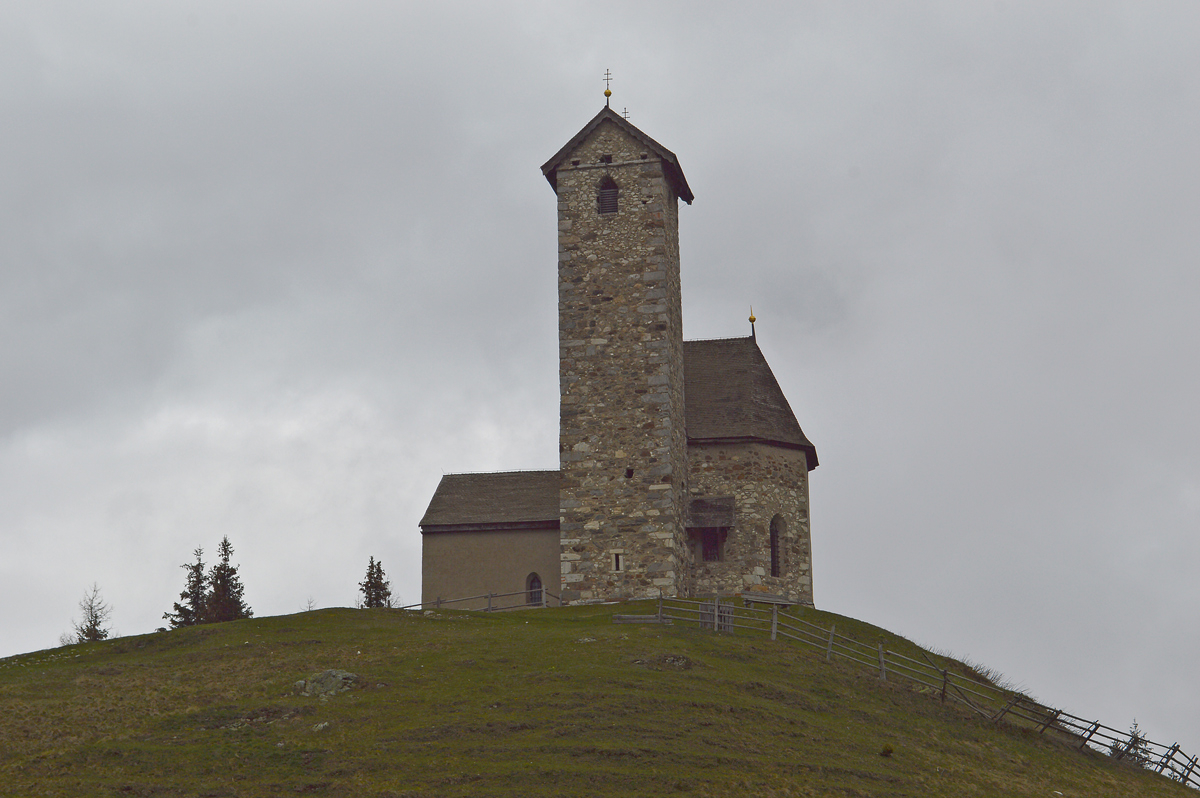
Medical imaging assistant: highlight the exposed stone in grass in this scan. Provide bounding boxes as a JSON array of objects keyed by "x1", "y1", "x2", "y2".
[
  {"x1": 296, "y1": 669, "x2": 358, "y2": 697},
  {"x1": 632, "y1": 653, "x2": 694, "y2": 670}
]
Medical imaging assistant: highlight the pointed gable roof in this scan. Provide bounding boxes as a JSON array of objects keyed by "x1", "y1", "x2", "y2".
[
  {"x1": 683, "y1": 337, "x2": 819, "y2": 470},
  {"x1": 541, "y1": 106, "x2": 694, "y2": 204}
]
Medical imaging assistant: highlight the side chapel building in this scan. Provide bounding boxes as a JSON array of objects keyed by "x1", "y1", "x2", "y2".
[{"x1": 420, "y1": 106, "x2": 819, "y2": 607}]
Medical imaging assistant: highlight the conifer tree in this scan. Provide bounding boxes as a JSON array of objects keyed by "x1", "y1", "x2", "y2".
[
  {"x1": 73, "y1": 583, "x2": 112, "y2": 643},
  {"x1": 358, "y1": 556, "x2": 392, "y2": 609},
  {"x1": 205, "y1": 536, "x2": 253, "y2": 623},
  {"x1": 1110, "y1": 719, "x2": 1151, "y2": 767},
  {"x1": 163, "y1": 547, "x2": 207, "y2": 628}
]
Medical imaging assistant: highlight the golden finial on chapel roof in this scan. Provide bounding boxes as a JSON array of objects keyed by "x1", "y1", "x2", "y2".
[
  {"x1": 604, "y1": 69, "x2": 613, "y2": 106},
  {"x1": 749, "y1": 306, "x2": 757, "y2": 340}
]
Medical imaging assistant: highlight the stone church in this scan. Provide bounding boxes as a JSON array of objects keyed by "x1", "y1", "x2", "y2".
[{"x1": 420, "y1": 105, "x2": 818, "y2": 608}]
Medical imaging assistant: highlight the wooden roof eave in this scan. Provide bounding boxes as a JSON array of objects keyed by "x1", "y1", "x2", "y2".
[
  {"x1": 420, "y1": 519, "x2": 561, "y2": 535},
  {"x1": 541, "y1": 106, "x2": 694, "y2": 204},
  {"x1": 687, "y1": 435, "x2": 820, "y2": 471}
]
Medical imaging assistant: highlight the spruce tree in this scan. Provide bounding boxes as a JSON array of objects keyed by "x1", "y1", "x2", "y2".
[
  {"x1": 73, "y1": 583, "x2": 112, "y2": 643},
  {"x1": 163, "y1": 547, "x2": 207, "y2": 628},
  {"x1": 206, "y1": 536, "x2": 252, "y2": 622},
  {"x1": 359, "y1": 556, "x2": 392, "y2": 608}
]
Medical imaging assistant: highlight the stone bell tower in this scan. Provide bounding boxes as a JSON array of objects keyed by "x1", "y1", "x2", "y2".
[{"x1": 541, "y1": 105, "x2": 695, "y2": 603}]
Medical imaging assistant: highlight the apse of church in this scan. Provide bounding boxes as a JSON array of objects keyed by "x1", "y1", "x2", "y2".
[{"x1": 419, "y1": 103, "x2": 818, "y2": 609}]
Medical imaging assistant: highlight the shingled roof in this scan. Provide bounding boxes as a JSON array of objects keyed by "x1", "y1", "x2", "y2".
[
  {"x1": 683, "y1": 337, "x2": 819, "y2": 470},
  {"x1": 421, "y1": 338, "x2": 816, "y2": 532},
  {"x1": 420, "y1": 470, "x2": 560, "y2": 532},
  {"x1": 540, "y1": 106, "x2": 694, "y2": 204}
]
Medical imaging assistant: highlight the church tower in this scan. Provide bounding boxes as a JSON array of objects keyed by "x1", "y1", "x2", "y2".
[
  {"x1": 541, "y1": 106, "x2": 695, "y2": 603},
  {"x1": 421, "y1": 102, "x2": 818, "y2": 611}
]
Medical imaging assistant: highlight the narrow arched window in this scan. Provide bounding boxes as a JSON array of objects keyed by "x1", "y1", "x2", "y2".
[
  {"x1": 526, "y1": 572, "x2": 543, "y2": 605},
  {"x1": 770, "y1": 515, "x2": 786, "y2": 578},
  {"x1": 597, "y1": 175, "x2": 618, "y2": 214}
]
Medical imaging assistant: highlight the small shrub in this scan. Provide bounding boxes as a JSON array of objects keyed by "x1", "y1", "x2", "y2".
[{"x1": 1109, "y1": 720, "x2": 1151, "y2": 767}]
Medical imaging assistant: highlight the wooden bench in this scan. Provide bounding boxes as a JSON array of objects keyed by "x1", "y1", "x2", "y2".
[
  {"x1": 740, "y1": 592, "x2": 792, "y2": 610},
  {"x1": 612, "y1": 614, "x2": 672, "y2": 625}
]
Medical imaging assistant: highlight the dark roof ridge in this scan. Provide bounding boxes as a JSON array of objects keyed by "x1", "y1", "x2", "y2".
[
  {"x1": 684, "y1": 335, "x2": 757, "y2": 343},
  {"x1": 541, "y1": 106, "x2": 694, "y2": 204},
  {"x1": 436, "y1": 468, "x2": 559, "y2": 477}
]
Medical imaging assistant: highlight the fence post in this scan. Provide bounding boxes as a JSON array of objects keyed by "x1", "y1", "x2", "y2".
[
  {"x1": 487, "y1": 593, "x2": 492, "y2": 612},
  {"x1": 992, "y1": 694, "x2": 1020, "y2": 724},
  {"x1": 770, "y1": 605, "x2": 778, "y2": 641},
  {"x1": 1036, "y1": 709, "x2": 1061, "y2": 734},
  {"x1": 1181, "y1": 754, "x2": 1198, "y2": 786},
  {"x1": 940, "y1": 670, "x2": 948, "y2": 703},
  {"x1": 1156, "y1": 743, "x2": 1180, "y2": 774},
  {"x1": 436, "y1": 597, "x2": 442, "y2": 609},
  {"x1": 657, "y1": 591, "x2": 663, "y2": 622},
  {"x1": 542, "y1": 589, "x2": 547, "y2": 609},
  {"x1": 825, "y1": 623, "x2": 836, "y2": 661},
  {"x1": 1079, "y1": 721, "x2": 1100, "y2": 750},
  {"x1": 878, "y1": 641, "x2": 886, "y2": 681},
  {"x1": 714, "y1": 596, "x2": 720, "y2": 633}
]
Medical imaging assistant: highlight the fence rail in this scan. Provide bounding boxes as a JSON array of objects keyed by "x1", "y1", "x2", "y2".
[
  {"x1": 657, "y1": 595, "x2": 1198, "y2": 789},
  {"x1": 396, "y1": 588, "x2": 561, "y2": 613}
]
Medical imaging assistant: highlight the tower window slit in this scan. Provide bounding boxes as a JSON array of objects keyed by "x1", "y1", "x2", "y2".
[{"x1": 770, "y1": 515, "x2": 786, "y2": 577}]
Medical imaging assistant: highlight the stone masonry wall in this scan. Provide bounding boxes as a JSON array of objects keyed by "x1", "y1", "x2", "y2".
[
  {"x1": 687, "y1": 442, "x2": 812, "y2": 604},
  {"x1": 556, "y1": 120, "x2": 690, "y2": 603}
]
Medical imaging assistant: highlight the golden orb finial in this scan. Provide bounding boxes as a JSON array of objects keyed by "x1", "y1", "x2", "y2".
[
  {"x1": 749, "y1": 306, "x2": 756, "y2": 324},
  {"x1": 603, "y1": 69, "x2": 613, "y2": 107}
]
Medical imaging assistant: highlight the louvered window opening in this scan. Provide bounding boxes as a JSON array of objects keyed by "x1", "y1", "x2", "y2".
[{"x1": 598, "y1": 187, "x2": 618, "y2": 214}]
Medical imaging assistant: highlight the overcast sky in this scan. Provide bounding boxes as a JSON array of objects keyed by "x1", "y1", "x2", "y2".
[{"x1": 3, "y1": 0, "x2": 1199, "y2": 756}]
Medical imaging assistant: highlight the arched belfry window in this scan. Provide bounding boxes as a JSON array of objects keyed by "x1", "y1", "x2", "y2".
[
  {"x1": 769, "y1": 516, "x2": 786, "y2": 578},
  {"x1": 526, "y1": 572, "x2": 543, "y2": 606},
  {"x1": 597, "y1": 175, "x2": 618, "y2": 215}
]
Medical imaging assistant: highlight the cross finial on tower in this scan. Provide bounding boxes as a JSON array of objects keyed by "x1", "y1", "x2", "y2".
[
  {"x1": 749, "y1": 306, "x2": 757, "y2": 340},
  {"x1": 622, "y1": 107, "x2": 629, "y2": 120},
  {"x1": 604, "y1": 69, "x2": 613, "y2": 107}
]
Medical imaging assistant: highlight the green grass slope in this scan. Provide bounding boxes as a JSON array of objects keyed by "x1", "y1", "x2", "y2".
[{"x1": 0, "y1": 602, "x2": 1189, "y2": 797}]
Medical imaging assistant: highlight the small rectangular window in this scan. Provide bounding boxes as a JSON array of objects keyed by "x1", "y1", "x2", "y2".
[
  {"x1": 687, "y1": 527, "x2": 726, "y2": 564},
  {"x1": 613, "y1": 552, "x2": 623, "y2": 571}
]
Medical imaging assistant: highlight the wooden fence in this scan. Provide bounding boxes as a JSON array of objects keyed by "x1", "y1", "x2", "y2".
[
  {"x1": 654, "y1": 595, "x2": 1199, "y2": 788},
  {"x1": 395, "y1": 588, "x2": 1195, "y2": 786},
  {"x1": 397, "y1": 588, "x2": 561, "y2": 613}
]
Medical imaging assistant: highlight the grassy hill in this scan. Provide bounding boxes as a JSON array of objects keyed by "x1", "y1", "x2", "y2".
[{"x1": 0, "y1": 602, "x2": 1190, "y2": 797}]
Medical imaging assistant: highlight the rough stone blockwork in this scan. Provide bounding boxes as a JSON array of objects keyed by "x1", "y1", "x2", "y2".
[
  {"x1": 688, "y1": 444, "x2": 813, "y2": 604},
  {"x1": 556, "y1": 120, "x2": 690, "y2": 603}
]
